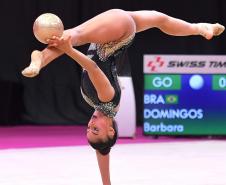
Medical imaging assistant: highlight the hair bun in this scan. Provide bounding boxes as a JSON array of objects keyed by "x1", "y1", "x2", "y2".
[{"x1": 99, "y1": 147, "x2": 111, "y2": 155}]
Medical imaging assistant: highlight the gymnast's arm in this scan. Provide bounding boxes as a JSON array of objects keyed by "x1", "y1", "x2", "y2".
[
  {"x1": 96, "y1": 151, "x2": 111, "y2": 185},
  {"x1": 50, "y1": 35, "x2": 115, "y2": 103}
]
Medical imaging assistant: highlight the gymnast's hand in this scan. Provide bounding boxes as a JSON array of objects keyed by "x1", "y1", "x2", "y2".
[{"x1": 47, "y1": 35, "x2": 73, "y2": 52}]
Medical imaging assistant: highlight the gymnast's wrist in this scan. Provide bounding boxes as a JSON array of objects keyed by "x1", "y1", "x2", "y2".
[{"x1": 64, "y1": 46, "x2": 74, "y2": 55}]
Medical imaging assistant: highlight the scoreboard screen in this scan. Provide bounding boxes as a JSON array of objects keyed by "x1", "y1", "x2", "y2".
[{"x1": 143, "y1": 55, "x2": 226, "y2": 135}]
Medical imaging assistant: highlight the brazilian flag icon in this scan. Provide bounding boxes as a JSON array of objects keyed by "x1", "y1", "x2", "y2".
[{"x1": 165, "y1": 95, "x2": 178, "y2": 104}]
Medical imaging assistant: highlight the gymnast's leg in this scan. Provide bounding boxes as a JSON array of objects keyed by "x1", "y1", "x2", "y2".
[
  {"x1": 22, "y1": 9, "x2": 135, "y2": 77},
  {"x1": 128, "y1": 10, "x2": 225, "y2": 39}
]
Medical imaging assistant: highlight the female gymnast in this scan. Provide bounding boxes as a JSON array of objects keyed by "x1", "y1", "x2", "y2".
[{"x1": 21, "y1": 9, "x2": 224, "y2": 185}]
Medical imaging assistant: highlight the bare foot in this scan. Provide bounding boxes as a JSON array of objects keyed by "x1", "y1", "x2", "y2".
[
  {"x1": 22, "y1": 50, "x2": 43, "y2": 77},
  {"x1": 198, "y1": 23, "x2": 225, "y2": 40}
]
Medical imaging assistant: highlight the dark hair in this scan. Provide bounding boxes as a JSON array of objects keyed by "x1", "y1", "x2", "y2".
[{"x1": 88, "y1": 119, "x2": 118, "y2": 155}]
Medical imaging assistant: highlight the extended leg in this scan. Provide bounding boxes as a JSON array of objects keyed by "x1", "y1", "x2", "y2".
[
  {"x1": 22, "y1": 9, "x2": 135, "y2": 78},
  {"x1": 128, "y1": 10, "x2": 225, "y2": 39},
  {"x1": 22, "y1": 29, "x2": 74, "y2": 77}
]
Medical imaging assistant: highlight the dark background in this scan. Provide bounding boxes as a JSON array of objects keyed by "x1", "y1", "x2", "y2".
[{"x1": 0, "y1": 0, "x2": 225, "y2": 126}]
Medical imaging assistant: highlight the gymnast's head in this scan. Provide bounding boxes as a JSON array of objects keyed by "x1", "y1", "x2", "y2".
[{"x1": 87, "y1": 110, "x2": 118, "y2": 155}]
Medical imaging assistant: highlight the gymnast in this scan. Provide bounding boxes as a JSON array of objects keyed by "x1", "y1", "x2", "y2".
[{"x1": 21, "y1": 9, "x2": 224, "y2": 185}]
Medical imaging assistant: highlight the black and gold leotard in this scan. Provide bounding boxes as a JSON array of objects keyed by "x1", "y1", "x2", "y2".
[{"x1": 81, "y1": 34, "x2": 135, "y2": 118}]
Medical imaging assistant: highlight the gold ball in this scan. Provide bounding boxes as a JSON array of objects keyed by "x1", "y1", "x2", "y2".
[{"x1": 33, "y1": 13, "x2": 64, "y2": 44}]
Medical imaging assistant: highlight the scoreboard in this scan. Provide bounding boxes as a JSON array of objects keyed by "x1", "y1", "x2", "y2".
[{"x1": 143, "y1": 55, "x2": 226, "y2": 135}]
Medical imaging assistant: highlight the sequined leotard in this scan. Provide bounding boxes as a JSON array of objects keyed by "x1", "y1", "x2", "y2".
[{"x1": 81, "y1": 34, "x2": 135, "y2": 118}]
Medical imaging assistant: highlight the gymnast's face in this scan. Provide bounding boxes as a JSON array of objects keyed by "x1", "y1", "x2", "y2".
[{"x1": 86, "y1": 111, "x2": 115, "y2": 143}]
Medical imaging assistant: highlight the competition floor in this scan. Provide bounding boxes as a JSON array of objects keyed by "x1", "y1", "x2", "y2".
[{"x1": 0, "y1": 126, "x2": 226, "y2": 185}]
